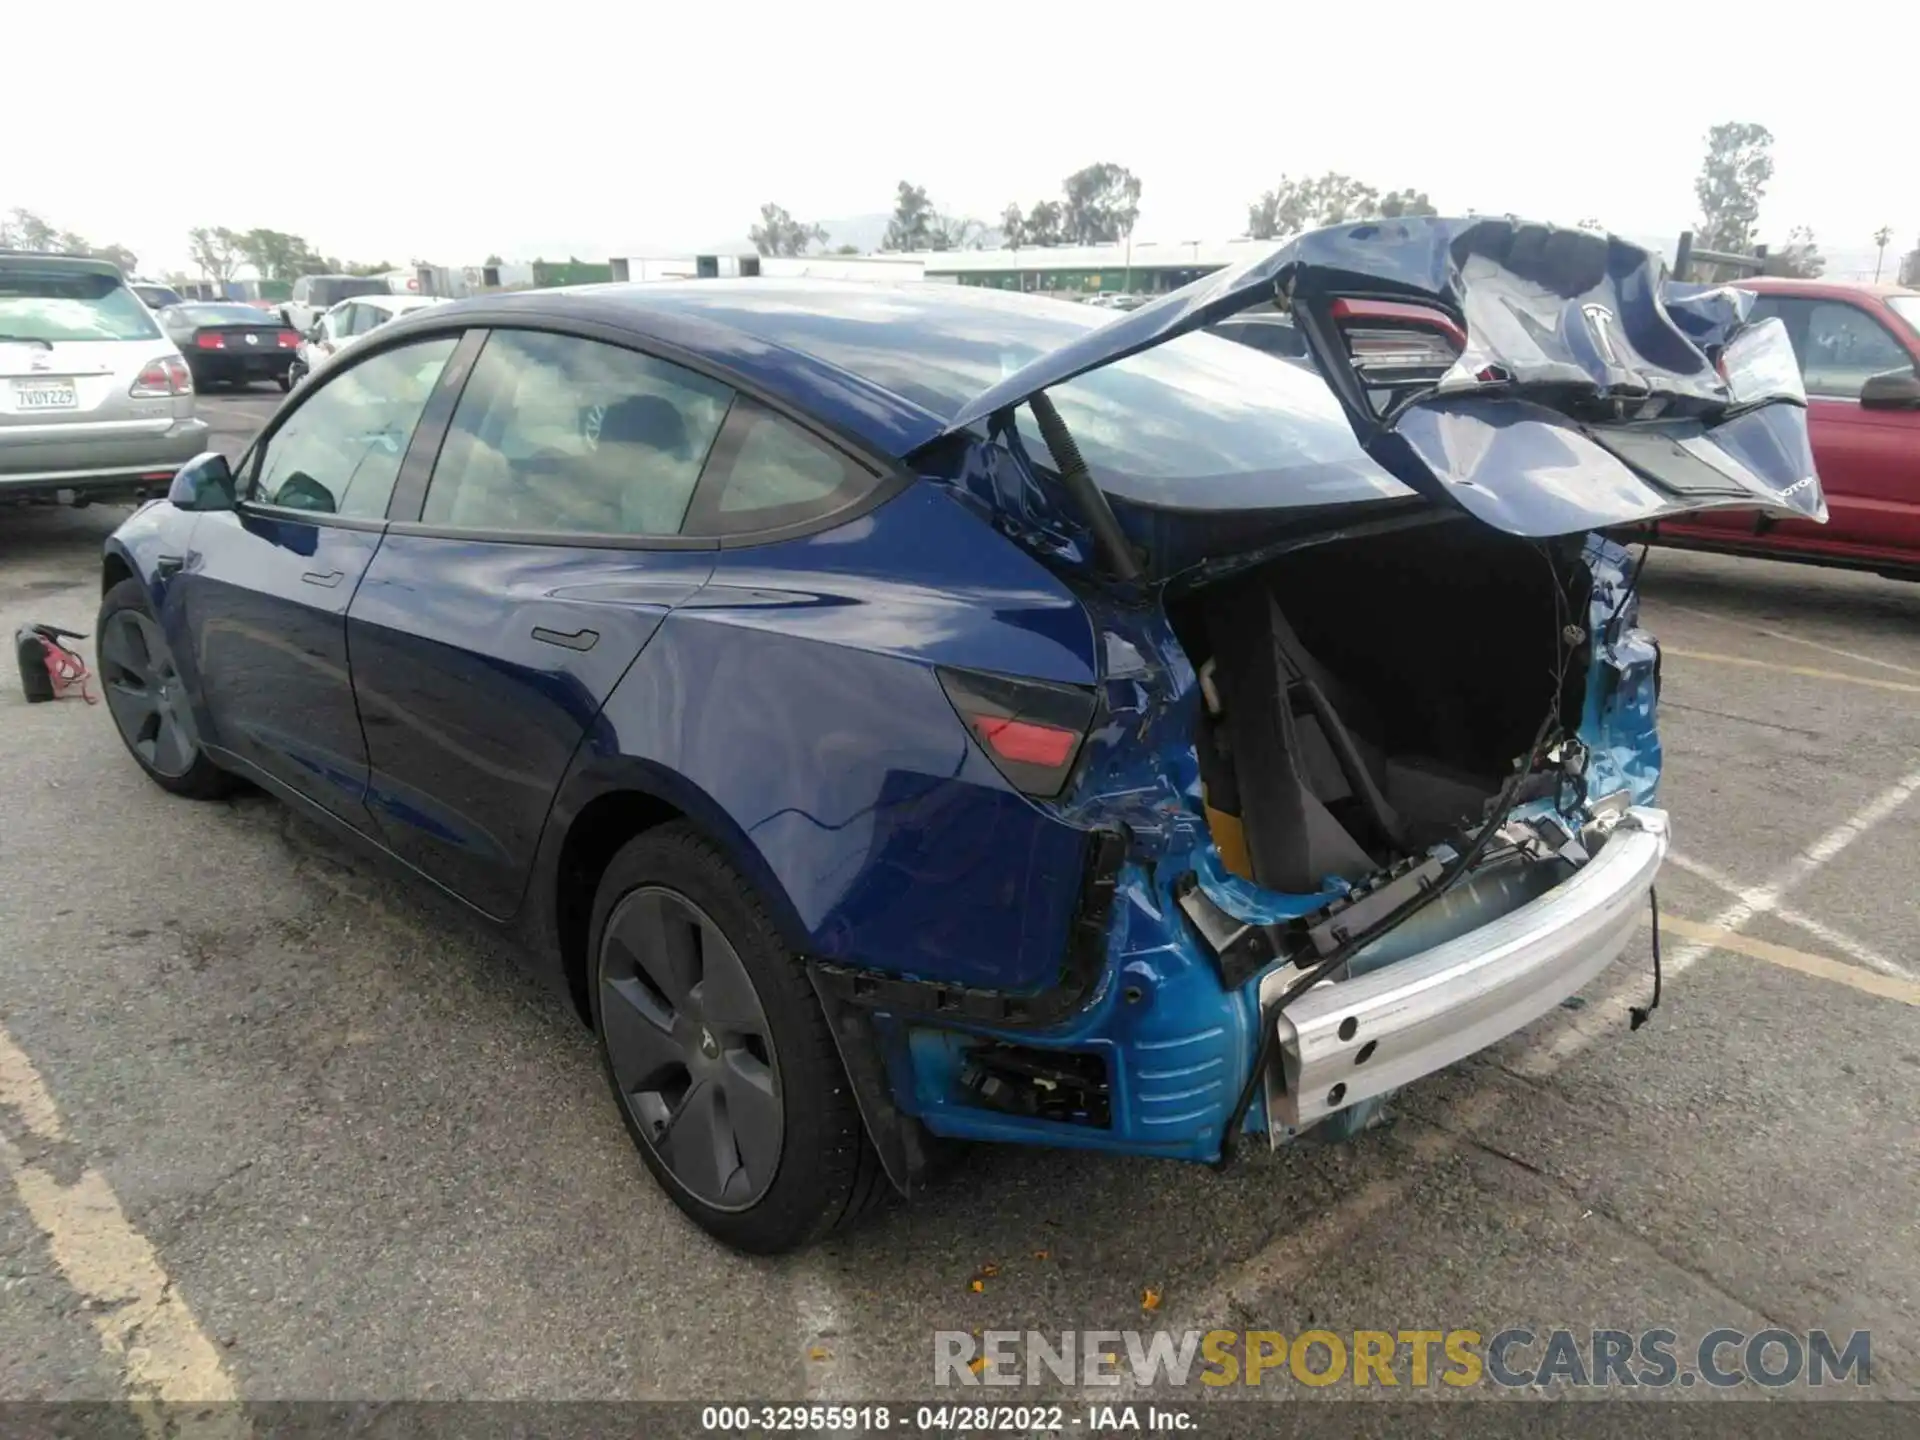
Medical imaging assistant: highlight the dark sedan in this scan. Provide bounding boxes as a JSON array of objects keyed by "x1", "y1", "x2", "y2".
[
  {"x1": 157, "y1": 302, "x2": 300, "y2": 391},
  {"x1": 102, "y1": 219, "x2": 1820, "y2": 1252}
]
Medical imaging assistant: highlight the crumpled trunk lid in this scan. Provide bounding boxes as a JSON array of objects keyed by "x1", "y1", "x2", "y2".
[{"x1": 943, "y1": 217, "x2": 1823, "y2": 543}]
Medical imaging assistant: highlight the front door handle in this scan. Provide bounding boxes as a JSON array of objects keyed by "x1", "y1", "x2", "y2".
[
  {"x1": 156, "y1": 554, "x2": 184, "y2": 578},
  {"x1": 301, "y1": 569, "x2": 345, "y2": 589},
  {"x1": 531, "y1": 626, "x2": 599, "y2": 652}
]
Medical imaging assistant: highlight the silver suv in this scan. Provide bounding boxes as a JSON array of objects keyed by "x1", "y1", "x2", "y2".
[{"x1": 1, "y1": 252, "x2": 210, "y2": 505}]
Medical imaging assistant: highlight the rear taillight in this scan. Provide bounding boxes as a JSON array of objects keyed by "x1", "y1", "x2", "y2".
[
  {"x1": 195, "y1": 332, "x2": 225, "y2": 349},
  {"x1": 276, "y1": 330, "x2": 298, "y2": 348},
  {"x1": 1330, "y1": 297, "x2": 1464, "y2": 384},
  {"x1": 130, "y1": 356, "x2": 192, "y2": 397},
  {"x1": 937, "y1": 666, "x2": 1097, "y2": 799}
]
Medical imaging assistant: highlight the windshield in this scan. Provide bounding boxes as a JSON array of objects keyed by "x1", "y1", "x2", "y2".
[
  {"x1": 172, "y1": 304, "x2": 277, "y2": 326},
  {"x1": 0, "y1": 270, "x2": 162, "y2": 342},
  {"x1": 132, "y1": 285, "x2": 184, "y2": 309},
  {"x1": 1886, "y1": 295, "x2": 1920, "y2": 338},
  {"x1": 664, "y1": 286, "x2": 1409, "y2": 512}
]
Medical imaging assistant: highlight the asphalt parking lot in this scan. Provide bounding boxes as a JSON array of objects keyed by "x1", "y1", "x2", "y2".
[{"x1": 2, "y1": 389, "x2": 1916, "y2": 1415}]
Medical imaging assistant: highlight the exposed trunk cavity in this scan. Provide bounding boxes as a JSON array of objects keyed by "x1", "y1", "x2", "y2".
[{"x1": 1171, "y1": 519, "x2": 1591, "y2": 895}]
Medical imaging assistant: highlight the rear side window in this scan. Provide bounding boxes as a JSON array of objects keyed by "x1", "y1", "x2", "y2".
[
  {"x1": 251, "y1": 337, "x2": 457, "y2": 518},
  {"x1": 0, "y1": 270, "x2": 160, "y2": 342},
  {"x1": 421, "y1": 329, "x2": 733, "y2": 537},
  {"x1": 684, "y1": 398, "x2": 880, "y2": 537}
]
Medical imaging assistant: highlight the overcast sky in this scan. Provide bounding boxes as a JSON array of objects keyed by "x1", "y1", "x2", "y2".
[{"x1": 11, "y1": 2, "x2": 1913, "y2": 278}]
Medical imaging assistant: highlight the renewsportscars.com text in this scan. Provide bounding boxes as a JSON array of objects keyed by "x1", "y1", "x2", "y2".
[{"x1": 933, "y1": 1327, "x2": 1871, "y2": 1390}]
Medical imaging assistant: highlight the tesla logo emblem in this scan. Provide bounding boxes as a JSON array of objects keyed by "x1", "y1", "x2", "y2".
[
  {"x1": 1581, "y1": 304, "x2": 1622, "y2": 365},
  {"x1": 245, "y1": 333, "x2": 259, "y2": 345}
]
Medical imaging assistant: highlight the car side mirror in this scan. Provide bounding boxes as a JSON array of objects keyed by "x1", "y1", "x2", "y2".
[
  {"x1": 1859, "y1": 367, "x2": 1920, "y2": 410},
  {"x1": 166, "y1": 451, "x2": 236, "y2": 512}
]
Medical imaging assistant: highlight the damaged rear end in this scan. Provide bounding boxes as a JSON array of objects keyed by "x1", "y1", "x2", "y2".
[{"x1": 855, "y1": 218, "x2": 1816, "y2": 1169}]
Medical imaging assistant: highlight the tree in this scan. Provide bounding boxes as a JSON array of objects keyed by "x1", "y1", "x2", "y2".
[
  {"x1": 1377, "y1": 189, "x2": 1437, "y2": 219},
  {"x1": 234, "y1": 227, "x2": 324, "y2": 281},
  {"x1": 927, "y1": 213, "x2": 984, "y2": 251},
  {"x1": 883, "y1": 181, "x2": 935, "y2": 252},
  {"x1": 1692, "y1": 121, "x2": 1774, "y2": 264},
  {"x1": 187, "y1": 226, "x2": 242, "y2": 287},
  {"x1": 1761, "y1": 226, "x2": 1825, "y2": 279},
  {"x1": 1018, "y1": 199, "x2": 1066, "y2": 247},
  {"x1": 748, "y1": 203, "x2": 827, "y2": 257},
  {"x1": 1898, "y1": 237, "x2": 1920, "y2": 289},
  {"x1": 1872, "y1": 226, "x2": 1894, "y2": 284},
  {"x1": 1060, "y1": 162, "x2": 1141, "y2": 245},
  {"x1": 833, "y1": 243, "x2": 860, "y2": 255},
  {"x1": 1, "y1": 209, "x2": 137, "y2": 271},
  {"x1": 999, "y1": 203, "x2": 1028, "y2": 249},
  {"x1": 1246, "y1": 172, "x2": 1381, "y2": 239},
  {"x1": 343, "y1": 259, "x2": 394, "y2": 277},
  {"x1": 2, "y1": 208, "x2": 58, "y2": 250}
]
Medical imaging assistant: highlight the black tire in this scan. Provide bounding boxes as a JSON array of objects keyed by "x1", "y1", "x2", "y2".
[
  {"x1": 588, "y1": 821, "x2": 887, "y2": 1253},
  {"x1": 97, "y1": 577, "x2": 237, "y2": 800},
  {"x1": 275, "y1": 372, "x2": 292, "y2": 392}
]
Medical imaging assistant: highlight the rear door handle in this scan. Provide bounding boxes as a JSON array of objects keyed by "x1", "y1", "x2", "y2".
[
  {"x1": 301, "y1": 568, "x2": 345, "y2": 588},
  {"x1": 531, "y1": 626, "x2": 599, "y2": 652}
]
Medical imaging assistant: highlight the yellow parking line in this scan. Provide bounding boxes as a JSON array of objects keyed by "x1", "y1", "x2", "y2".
[
  {"x1": 1662, "y1": 915, "x2": 1920, "y2": 1006},
  {"x1": 1660, "y1": 647, "x2": 1920, "y2": 695},
  {"x1": 0, "y1": 1027, "x2": 240, "y2": 1419}
]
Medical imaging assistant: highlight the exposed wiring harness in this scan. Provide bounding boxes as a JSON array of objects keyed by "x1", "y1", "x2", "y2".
[{"x1": 1213, "y1": 704, "x2": 1560, "y2": 1168}]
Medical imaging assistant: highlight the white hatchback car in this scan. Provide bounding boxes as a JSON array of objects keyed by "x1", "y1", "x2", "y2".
[{"x1": 289, "y1": 293, "x2": 447, "y2": 389}]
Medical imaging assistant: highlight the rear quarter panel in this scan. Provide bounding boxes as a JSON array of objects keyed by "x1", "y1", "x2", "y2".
[{"x1": 543, "y1": 484, "x2": 1103, "y2": 992}]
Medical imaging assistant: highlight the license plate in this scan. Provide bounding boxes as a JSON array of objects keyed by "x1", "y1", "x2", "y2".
[{"x1": 12, "y1": 378, "x2": 78, "y2": 410}]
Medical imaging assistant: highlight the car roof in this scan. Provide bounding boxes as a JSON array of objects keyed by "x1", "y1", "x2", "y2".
[
  {"x1": 389, "y1": 279, "x2": 1115, "y2": 459},
  {"x1": 1738, "y1": 276, "x2": 1919, "y2": 301},
  {"x1": 0, "y1": 250, "x2": 124, "y2": 278}
]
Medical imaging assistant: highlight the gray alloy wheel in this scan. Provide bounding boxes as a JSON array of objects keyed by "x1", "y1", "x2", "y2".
[
  {"x1": 597, "y1": 886, "x2": 784, "y2": 1212},
  {"x1": 100, "y1": 608, "x2": 199, "y2": 779}
]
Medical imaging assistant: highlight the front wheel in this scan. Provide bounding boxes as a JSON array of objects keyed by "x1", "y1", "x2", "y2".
[
  {"x1": 97, "y1": 577, "x2": 236, "y2": 799},
  {"x1": 588, "y1": 822, "x2": 887, "y2": 1253}
]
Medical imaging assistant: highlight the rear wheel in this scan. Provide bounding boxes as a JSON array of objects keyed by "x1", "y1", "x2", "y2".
[
  {"x1": 275, "y1": 371, "x2": 292, "y2": 392},
  {"x1": 97, "y1": 577, "x2": 235, "y2": 799},
  {"x1": 588, "y1": 822, "x2": 885, "y2": 1253}
]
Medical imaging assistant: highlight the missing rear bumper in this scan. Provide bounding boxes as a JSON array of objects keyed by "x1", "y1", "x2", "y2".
[{"x1": 1261, "y1": 806, "x2": 1669, "y2": 1136}]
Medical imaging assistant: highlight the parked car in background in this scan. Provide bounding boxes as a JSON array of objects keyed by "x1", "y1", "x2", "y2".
[
  {"x1": 1645, "y1": 278, "x2": 1919, "y2": 579},
  {"x1": 129, "y1": 281, "x2": 186, "y2": 311},
  {"x1": 157, "y1": 302, "x2": 301, "y2": 391},
  {"x1": 280, "y1": 273, "x2": 394, "y2": 335},
  {"x1": 1, "y1": 251, "x2": 206, "y2": 505},
  {"x1": 289, "y1": 294, "x2": 446, "y2": 388},
  {"x1": 100, "y1": 219, "x2": 1819, "y2": 1252}
]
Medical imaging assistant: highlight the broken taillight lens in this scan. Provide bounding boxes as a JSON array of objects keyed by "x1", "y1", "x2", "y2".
[
  {"x1": 937, "y1": 666, "x2": 1098, "y2": 799},
  {"x1": 1330, "y1": 297, "x2": 1465, "y2": 384}
]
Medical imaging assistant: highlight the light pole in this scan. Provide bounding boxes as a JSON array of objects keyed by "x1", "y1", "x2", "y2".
[{"x1": 1873, "y1": 226, "x2": 1893, "y2": 283}]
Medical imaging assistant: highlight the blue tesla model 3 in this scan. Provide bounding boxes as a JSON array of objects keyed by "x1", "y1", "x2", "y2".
[{"x1": 99, "y1": 219, "x2": 1820, "y2": 1251}]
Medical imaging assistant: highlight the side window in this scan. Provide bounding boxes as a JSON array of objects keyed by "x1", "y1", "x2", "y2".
[
  {"x1": 1801, "y1": 303, "x2": 1912, "y2": 398},
  {"x1": 251, "y1": 337, "x2": 457, "y2": 518},
  {"x1": 1751, "y1": 297, "x2": 1913, "y2": 399},
  {"x1": 685, "y1": 399, "x2": 880, "y2": 537},
  {"x1": 420, "y1": 329, "x2": 732, "y2": 537}
]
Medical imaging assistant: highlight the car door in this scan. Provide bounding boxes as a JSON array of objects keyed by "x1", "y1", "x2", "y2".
[
  {"x1": 1747, "y1": 295, "x2": 1920, "y2": 558},
  {"x1": 177, "y1": 331, "x2": 470, "y2": 824},
  {"x1": 344, "y1": 326, "x2": 731, "y2": 915}
]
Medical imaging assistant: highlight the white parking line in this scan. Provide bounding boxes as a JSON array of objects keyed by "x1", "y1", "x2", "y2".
[
  {"x1": 0, "y1": 1028, "x2": 240, "y2": 1424},
  {"x1": 1514, "y1": 763, "x2": 1920, "y2": 1077},
  {"x1": 1658, "y1": 601, "x2": 1920, "y2": 678},
  {"x1": 1142, "y1": 763, "x2": 1920, "y2": 1353},
  {"x1": 1664, "y1": 850, "x2": 1917, "y2": 982}
]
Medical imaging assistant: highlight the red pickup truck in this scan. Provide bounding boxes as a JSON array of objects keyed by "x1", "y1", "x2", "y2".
[{"x1": 1648, "y1": 278, "x2": 1920, "y2": 579}]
